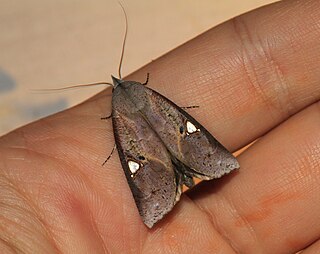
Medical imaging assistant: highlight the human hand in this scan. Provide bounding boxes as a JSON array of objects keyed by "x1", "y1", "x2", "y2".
[{"x1": 1, "y1": 0, "x2": 319, "y2": 253}]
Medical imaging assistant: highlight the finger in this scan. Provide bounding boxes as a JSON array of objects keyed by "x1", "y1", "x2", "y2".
[
  {"x1": 126, "y1": 0, "x2": 320, "y2": 151},
  {"x1": 189, "y1": 102, "x2": 320, "y2": 253},
  {"x1": 300, "y1": 239, "x2": 320, "y2": 254}
]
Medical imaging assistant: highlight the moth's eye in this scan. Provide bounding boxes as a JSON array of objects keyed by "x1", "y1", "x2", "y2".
[
  {"x1": 179, "y1": 126, "x2": 184, "y2": 134},
  {"x1": 138, "y1": 155, "x2": 145, "y2": 160}
]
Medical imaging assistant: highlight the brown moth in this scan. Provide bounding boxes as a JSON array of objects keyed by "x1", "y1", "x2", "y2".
[
  {"x1": 111, "y1": 76, "x2": 240, "y2": 228},
  {"x1": 42, "y1": 3, "x2": 240, "y2": 228}
]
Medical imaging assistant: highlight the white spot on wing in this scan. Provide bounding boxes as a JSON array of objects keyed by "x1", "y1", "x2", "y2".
[
  {"x1": 128, "y1": 160, "x2": 140, "y2": 176},
  {"x1": 186, "y1": 121, "x2": 199, "y2": 134}
]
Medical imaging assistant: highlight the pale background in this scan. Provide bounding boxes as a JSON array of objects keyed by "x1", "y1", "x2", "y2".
[{"x1": 0, "y1": 0, "x2": 278, "y2": 136}]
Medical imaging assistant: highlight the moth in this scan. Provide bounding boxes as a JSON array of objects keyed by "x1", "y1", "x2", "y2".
[
  {"x1": 104, "y1": 5, "x2": 239, "y2": 228},
  {"x1": 111, "y1": 76, "x2": 239, "y2": 228},
  {"x1": 43, "y1": 4, "x2": 240, "y2": 228}
]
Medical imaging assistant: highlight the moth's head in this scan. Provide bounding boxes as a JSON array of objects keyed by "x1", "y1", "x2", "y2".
[{"x1": 111, "y1": 75, "x2": 124, "y2": 89}]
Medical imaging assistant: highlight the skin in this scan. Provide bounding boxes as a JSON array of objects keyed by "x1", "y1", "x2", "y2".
[{"x1": 0, "y1": 0, "x2": 319, "y2": 253}]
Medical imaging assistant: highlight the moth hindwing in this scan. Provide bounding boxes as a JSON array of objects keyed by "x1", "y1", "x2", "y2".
[{"x1": 111, "y1": 76, "x2": 239, "y2": 228}]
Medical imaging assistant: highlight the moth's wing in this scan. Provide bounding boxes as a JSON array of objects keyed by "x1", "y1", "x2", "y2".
[
  {"x1": 112, "y1": 85, "x2": 182, "y2": 228},
  {"x1": 125, "y1": 82, "x2": 240, "y2": 180}
]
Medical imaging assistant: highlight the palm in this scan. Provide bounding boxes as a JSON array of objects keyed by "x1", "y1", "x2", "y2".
[{"x1": 1, "y1": 0, "x2": 320, "y2": 253}]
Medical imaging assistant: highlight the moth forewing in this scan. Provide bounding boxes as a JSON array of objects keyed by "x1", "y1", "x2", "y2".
[
  {"x1": 119, "y1": 80, "x2": 239, "y2": 178},
  {"x1": 112, "y1": 78, "x2": 182, "y2": 228}
]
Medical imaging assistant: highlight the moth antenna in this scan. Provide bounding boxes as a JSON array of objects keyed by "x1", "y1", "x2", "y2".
[
  {"x1": 31, "y1": 82, "x2": 113, "y2": 93},
  {"x1": 117, "y1": 1, "x2": 128, "y2": 79}
]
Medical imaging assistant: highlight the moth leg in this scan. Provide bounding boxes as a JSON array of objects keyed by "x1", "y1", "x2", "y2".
[
  {"x1": 102, "y1": 144, "x2": 116, "y2": 166},
  {"x1": 180, "y1": 105, "x2": 199, "y2": 110},
  {"x1": 101, "y1": 114, "x2": 112, "y2": 120},
  {"x1": 142, "y1": 73, "x2": 150, "y2": 86}
]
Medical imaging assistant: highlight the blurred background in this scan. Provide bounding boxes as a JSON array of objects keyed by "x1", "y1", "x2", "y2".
[{"x1": 0, "y1": 0, "x2": 278, "y2": 136}]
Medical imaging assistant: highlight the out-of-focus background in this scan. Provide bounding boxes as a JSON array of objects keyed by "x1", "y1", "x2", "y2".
[{"x1": 0, "y1": 0, "x2": 278, "y2": 136}]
